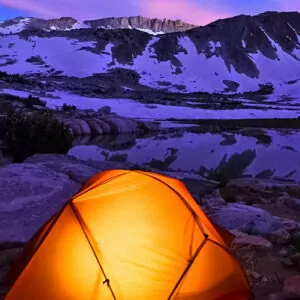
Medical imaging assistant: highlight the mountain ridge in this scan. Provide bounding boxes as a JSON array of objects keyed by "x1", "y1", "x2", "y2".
[
  {"x1": 0, "y1": 15, "x2": 197, "y2": 35},
  {"x1": 0, "y1": 11, "x2": 299, "y2": 94}
]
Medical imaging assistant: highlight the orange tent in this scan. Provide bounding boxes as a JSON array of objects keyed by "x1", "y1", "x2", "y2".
[{"x1": 5, "y1": 170, "x2": 251, "y2": 300}]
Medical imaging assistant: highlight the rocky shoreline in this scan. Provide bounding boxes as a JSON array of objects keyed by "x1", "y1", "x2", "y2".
[
  {"x1": 53, "y1": 107, "x2": 159, "y2": 136},
  {"x1": 0, "y1": 154, "x2": 300, "y2": 299},
  {"x1": 0, "y1": 94, "x2": 159, "y2": 136}
]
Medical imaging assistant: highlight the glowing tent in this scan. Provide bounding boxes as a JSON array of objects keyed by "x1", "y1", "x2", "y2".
[{"x1": 5, "y1": 170, "x2": 251, "y2": 300}]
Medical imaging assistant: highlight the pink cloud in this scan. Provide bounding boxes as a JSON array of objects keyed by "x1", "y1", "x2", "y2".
[
  {"x1": 0, "y1": 0, "x2": 141, "y2": 19},
  {"x1": 0, "y1": 0, "x2": 230, "y2": 24},
  {"x1": 0, "y1": 0, "x2": 59, "y2": 17},
  {"x1": 141, "y1": 0, "x2": 230, "y2": 25}
]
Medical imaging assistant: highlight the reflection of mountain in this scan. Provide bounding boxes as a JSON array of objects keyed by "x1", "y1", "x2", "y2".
[
  {"x1": 198, "y1": 150, "x2": 257, "y2": 183},
  {"x1": 68, "y1": 130, "x2": 300, "y2": 181},
  {"x1": 72, "y1": 133, "x2": 137, "y2": 151}
]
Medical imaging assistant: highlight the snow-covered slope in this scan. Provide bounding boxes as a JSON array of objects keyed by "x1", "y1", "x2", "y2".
[{"x1": 0, "y1": 11, "x2": 299, "y2": 94}]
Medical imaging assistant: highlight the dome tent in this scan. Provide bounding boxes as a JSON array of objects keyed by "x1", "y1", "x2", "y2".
[{"x1": 5, "y1": 170, "x2": 251, "y2": 299}]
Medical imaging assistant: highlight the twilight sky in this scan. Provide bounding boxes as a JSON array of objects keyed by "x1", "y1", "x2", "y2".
[{"x1": 0, "y1": 0, "x2": 299, "y2": 25}]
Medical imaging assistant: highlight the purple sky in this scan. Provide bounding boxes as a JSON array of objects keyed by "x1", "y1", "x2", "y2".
[{"x1": 0, "y1": 0, "x2": 299, "y2": 25}]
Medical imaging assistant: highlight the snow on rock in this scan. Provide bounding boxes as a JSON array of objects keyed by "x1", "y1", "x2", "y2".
[
  {"x1": 250, "y1": 27, "x2": 300, "y2": 84},
  {"x1": 0, "y1": 18, "x2": 30, "y2": 34},
  {"x1": 136, "y1": 28, "x2": 164, "y2": 35},
  {"x1": 268, "y1": 79, "x2": 300, "y2": 102},
  {"x1": 133, "y1": 35, "x2": 300, "y2": 93},
  {"x1": 0, "y1": 35, "x2": 113, "y2": 77},
  {"x1": 1, "y1": 89, "x2": 300, "y2": 120},
  {"x1": 73, "y1": 21, "x2": 90, "y2": 29},
  {"x1": 211, "y1": 203, "x2": 276, "y2": 235},
  {"x1": 0, "y1": 13, "x2": 300, "y2": 94},
  {"x1": 0, "y1": 28, "x2": 300, "y2": 93}
]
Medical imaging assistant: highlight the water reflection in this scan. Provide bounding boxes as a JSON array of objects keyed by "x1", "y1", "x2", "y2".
[
  {"x1": 68, "y1": 129, "x2": 300, "y2": 181},
  {"x1": 72, "y1": 133, "x2": 137, "y2": 151}
]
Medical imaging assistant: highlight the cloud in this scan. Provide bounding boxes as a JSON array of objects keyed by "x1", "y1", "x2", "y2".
[
  {"x1": 0, "y1": 0, "x2": 298, "y2": 24},
  {"x1": 141, "y1": 0, "x2": 230, "y2": 25},
  {"x1": 0, "y1": 0, "x2": 58, "y2": 17},
  {"x1": 0, "y1": 0, "x2": 141, "y2": 19},
  {"x1": 0, "y1": 0, "x2": 230, "y2": 24}
]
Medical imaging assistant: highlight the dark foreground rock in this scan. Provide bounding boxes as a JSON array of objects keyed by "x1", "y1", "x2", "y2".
[
  {"x1": 0, "y1": 154, "x2": 140, "y2": 242},
  {"x1": 0, "y1": 154, "x2": 300, "y2": 299},
  {"x1": 0, "y1": 243, "x2": 24, "y2": 298},
  {"x1": 0, "y1": 162, "x2": 79, "y2": 242}
]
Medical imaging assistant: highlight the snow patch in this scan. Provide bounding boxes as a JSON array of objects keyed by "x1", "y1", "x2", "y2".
[
  {"x1": 208, "y1": 40, "x2": 221, "y2": 53},
  {"x1": 136, "y1": 28, "x2": 165, "y2": 35},
  {"x1": 71, "y1": 21, "x2": 90, "y2": 30},
  {"x1": 1, "y1": 89, "x2": 300, "y2": 120},
  {"x1": 0, "y1": 35, "x2": 113, "y2": 77},
  {"x1": 0, "y1": 18, "x2": 30, "y2": 34}
]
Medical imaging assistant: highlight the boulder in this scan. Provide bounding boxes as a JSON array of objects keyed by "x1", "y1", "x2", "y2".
[
  {"x1": 268, "y1": 228, "x2": 291, "y2": 245},
  {"x1": 228, "y1": 178, "x2": 298, "y2": 191},
  {"x1": 105, "y1": 117, "x2": 137, "y2": 134},
  {"x1": 273, "y1": 217, "x2": 299, "y2": 233},
  {"x1": 231, "y1": 230, "x2": 273, "y2": 251},
  {"x1": 64, "y1": 119, "x2": 82, "y2": 135},
  {"x1": 291, "y1": 253, "x2": 300, "y2": 269},
  {"x1": 268, "y1": 292, "x2": 284, "y2": 300},
  {"x1": 198, "y1": 190, "x2": 226, "y2": 215},
  {"x1": 24, "y1": 154, "x2": 99, "y2": 184},
  {"x1": 285, "y1": 197, "x2": 300, "y2": 210},
  {"x1": 0, "y1": 243, "x2": 24, "y2": 297},
  {"x1": 283, "y1": 276, "x2": 300, "y2": 299},
  {"x1": 0, "y1": 162, "x2": 79, "y2": 242},
  {"x1": 78, "y1": 119, "x2": 91, "y2": 135},
  {"x1": 92, "y1": 119, "x2": 111, "y2": 134},
  {"x1": 86, "y1": 119, "x2": 103, "y2": 135},
  {"x1": 182, "y1": 178, "x2": 219, "y2": 199},
  {"x1": 211, "y1": 203, "x2": 276, "y2": 235}
]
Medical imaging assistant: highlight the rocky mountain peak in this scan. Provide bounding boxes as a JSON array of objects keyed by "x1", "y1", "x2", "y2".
[
  {"x1": 0, "y1": 11, "x2": 299, "y2": 94},
  {"x1": 28, "y1": 17, "x2": 78, "y2": 31},
  {"x1": 83, "y1": 16, "x2": 197, "y2": 33},
  {"x1": 0, "y1": 15, "x2": 196, "y2": 34}
]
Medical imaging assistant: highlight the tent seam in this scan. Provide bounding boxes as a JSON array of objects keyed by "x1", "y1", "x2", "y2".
[
  {"x1": 167, "y1": 236, "x2": 208, "y2": 299},
  {"x1": 69, "y1": 202, "x2": 117, "y2": 300},
  {"x1": 207, "y1": 238, "x2": 251, "y2": 291},
  {"x1": 71, "y1": 171, "x2": 131, "y2": 201}
]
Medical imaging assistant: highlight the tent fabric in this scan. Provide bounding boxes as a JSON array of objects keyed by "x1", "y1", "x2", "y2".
[{"x1": 5, "y1": 170, "x2": 251, "y2": 300}]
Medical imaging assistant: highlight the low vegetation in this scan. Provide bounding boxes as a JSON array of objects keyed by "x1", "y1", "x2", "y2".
[
  {"x1": 0, "y1": 71, "x2": 31, "y2": 85},
  {"x1": 0, "y1": 93, "x2": 46, "y2": 108},
  {"x1": 62, "y1": 103, "x2": 77, "y2": 111},
  {"x1": 0, "y1": 110, "x2": 72, "y2": 162}
]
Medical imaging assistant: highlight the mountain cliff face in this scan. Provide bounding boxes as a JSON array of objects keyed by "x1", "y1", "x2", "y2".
[
  {"x1": 83, "y1": 16, "x2": 196, "y2": 33},
  {"x1": 0, "y1": 11, "x2": 299, "y2": 93},
  {"x1": 0, "y1": 16, "x2": 196, "y2": 34}
]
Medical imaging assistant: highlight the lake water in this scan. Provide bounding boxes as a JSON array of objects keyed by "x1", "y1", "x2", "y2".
[{"x1": 68, "y1": 129, "x2": 300, "y2": 182}]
